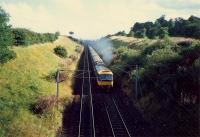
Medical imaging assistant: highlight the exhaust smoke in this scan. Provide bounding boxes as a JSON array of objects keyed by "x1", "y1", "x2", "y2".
[{"x1": 93, "y1": 38, "x2": 113, "y2": 65}]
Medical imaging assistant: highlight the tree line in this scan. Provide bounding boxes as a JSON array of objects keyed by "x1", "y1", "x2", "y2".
[
  {"x1": 0, "y1": 7, "x2": 59, "y2": 64},
  {"x1": 112, "y1": 15, "x2": 200, "y2": 39},
  {"x1": 131, "y1": 15, "x2": 200, "y2": 39},
  {"x1": 12, "y1": 28, "x2": 59, "y2": 46}
]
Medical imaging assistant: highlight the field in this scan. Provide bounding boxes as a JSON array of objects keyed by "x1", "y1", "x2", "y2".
[{"x1": 0, "y1": 36, "x2": 82, "y2": 137}]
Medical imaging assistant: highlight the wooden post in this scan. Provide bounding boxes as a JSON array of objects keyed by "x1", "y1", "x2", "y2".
[
  {"x1": 56, "y1": 69, "x2": 60, "y2": 110},
  {"x1": 135, "y1": 65, "x2": 138, "y2": 100}
]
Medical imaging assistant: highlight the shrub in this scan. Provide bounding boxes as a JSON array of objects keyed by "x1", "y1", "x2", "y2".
[
  {"x1": 44, "y1": 71, "x2": 56, "y2": 82},
  {"x1": 54, "y1": 46, "x2": 68, "y2": 58},
  {"x1": 0, "y1": 47, "x2": 16, "y2": 64},
  {"x1": 69, "y1": 54, "x2": 78, "y2": 61},
  {"x1": 158, "y1": 27, "x2": 169, "y2": 39},
  {"x1": 75, "y1": 46, "x2": 82, "y2": 53},
  {"x1": 32, "y1": 95, "x2": 57, "y2": 114},
  {"x1": 146, "y1": 48, "x2": 179, "y2": 65},
  {"x1": 134, "y1": 28, "x2": 146, "y2": 38}
]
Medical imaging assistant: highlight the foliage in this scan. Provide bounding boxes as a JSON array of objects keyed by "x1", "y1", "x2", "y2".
[
  {"x1": 32, "y1": 95, "x2": 57, "y2": 114},
  {"x1": 0, "y1": 7, "x2": 16, "y2": 64},
  {"x1": 0, "y1": 47, "x2": 16, "y2": 64},
  {"x1": 113, "y1": 31, "x2": 127, "y2": 36},
  {"x1": 158, "y1": 27, "x2": 169, "y2": 39},
  {"x1": 146, "y1": 48, "x2": 179, "y2": 65},
  {"x1": 54, "y1": 46, "x2": 68, "y2": 58},
  {"x1": 134, "y1": 28, "x2": 146, "y2": 38},
  {"x1": 12, "y1": 28, "x2": 59, "y2": 46},
  {"x1": 130, "y1": 15, "x2": 200, "y2": 39},
  {"x1": 69, "y1": 54, "x2": 78, "y2": 61},
  {"x1": 75, "y1": 45, "x2": 82, "y2": 53},
  {"x1": 111, "y1": 37, "x2": 199, "y2": 98}
]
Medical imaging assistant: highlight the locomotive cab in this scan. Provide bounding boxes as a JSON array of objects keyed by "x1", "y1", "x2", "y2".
[{"x1": 96, "y1": 66, "x2": 113, "y2": 87}]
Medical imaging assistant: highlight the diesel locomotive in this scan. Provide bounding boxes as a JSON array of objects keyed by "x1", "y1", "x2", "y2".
[{"x1": 89, "y1": 47, "x2": 113, "y2": 87}]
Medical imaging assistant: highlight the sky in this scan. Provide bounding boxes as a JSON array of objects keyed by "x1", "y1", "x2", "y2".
[{"x1": 0, "y1": 0, "x2": 200, "y2": 39}]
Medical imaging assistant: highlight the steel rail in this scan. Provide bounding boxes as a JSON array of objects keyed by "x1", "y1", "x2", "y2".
[
  {"x1": 112, "y1": 97, "x2": 132, "y2": 137},
  {"x1": 86, "y1": 47, "x2": 96, "y2": 137},
  {"x1": 78, "y1": 47, "x2": 87, "y2": 137},
  {"x1": 104, "y1": 96, "x2": 132, "y2": 137},
  {"x1": 104, "y1": 102, "x2": 116, "y2": 137}
]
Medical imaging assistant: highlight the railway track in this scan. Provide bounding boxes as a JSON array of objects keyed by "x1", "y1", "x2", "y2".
[
  {"x1": 104, "y1": 96, "x2": 131, "y2": 137},
  {"x1": 61, "y1": 46, "x2": 151, "y2": 137},
  {"x1": 78, "y1": 47, "x2": 95, "y2": 137}
]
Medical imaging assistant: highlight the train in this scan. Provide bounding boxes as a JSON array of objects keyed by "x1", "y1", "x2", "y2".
[{"x1": 89, "y1": 46, "x2": 113, "y2": 87}]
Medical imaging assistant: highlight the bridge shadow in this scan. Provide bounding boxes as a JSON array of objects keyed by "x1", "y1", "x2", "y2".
[{"x1": 72, "y1": 48, "x2": 86, "y2": 95}]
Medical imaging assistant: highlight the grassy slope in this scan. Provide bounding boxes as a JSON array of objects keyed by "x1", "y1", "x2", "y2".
[{"x1": 0, "y1": 36, "x2": 82, "y2": 137}]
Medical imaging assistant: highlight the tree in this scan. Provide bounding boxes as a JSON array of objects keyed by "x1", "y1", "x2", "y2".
[
  {"x1": 0, "y1": 7, "x2": 16, "y2": 63},
  {"x1": 132, "y1": 22, "x2": 145, "y2": 32},
  {"x1": 128, "y1": 30, "x2": 134, "y2": 37},
  {"x1": 114, "y1": 31, "x2": 126, "y2": 36},
  {"x1": 134, "y1": 28, "x2": 146, "y2": 38},
  {"x1": 158, "y1": 27, "x2": 169, "y2": 39},
  {"x1": 0, "y1": 7, "x2": 13, "y2": 48},
  {"x1": 156, "y1": 15, "x2": 168, "y2": 27},
  {"x1": 55, "y1": 31, "x2": 60, "y2": 39},
  {"x1": 69, "y1": 31, "x2": 74, "y2": 35},
  {"x1": 144, "y1": 22, "x2": 154, "y2": 38},
  {"x1": 168, "y1": 19, "x2": 175, "y2": 36},
  {"x1": 184, "y1": 16, "x2": 200, "y2": 38},
  {"x1": 147, "y1": 27, "x2": 158, "y2": 39}
]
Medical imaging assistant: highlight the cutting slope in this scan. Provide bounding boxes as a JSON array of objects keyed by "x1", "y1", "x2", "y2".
[{"x1": 0, "y1": 36, "x2": 82, "y2": 137}]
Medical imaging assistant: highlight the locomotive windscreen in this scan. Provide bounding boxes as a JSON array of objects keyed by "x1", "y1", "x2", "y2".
[{"x1": 99, "y1": 74, "x2": 113, "y2": 80}]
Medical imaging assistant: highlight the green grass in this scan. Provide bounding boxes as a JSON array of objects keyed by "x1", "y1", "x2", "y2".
[{"x1": 0, "y1": 36, "x2": 82, "y2": 137}]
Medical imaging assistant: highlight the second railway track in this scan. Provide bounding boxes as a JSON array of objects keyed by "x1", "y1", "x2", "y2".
[{"x1": 104, "y1": 96, "x2": 132, "y2": 137}]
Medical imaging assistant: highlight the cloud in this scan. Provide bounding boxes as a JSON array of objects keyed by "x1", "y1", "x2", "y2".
[
  {"x1": 1, "y1": 0, "x2": 200, "y2": 39},
  {"x1": 2, "y1": 2, "x2": 58, "y2": 33},
  {"x1": 153, "y1": 0, "x2": 200, "y2": 10}
]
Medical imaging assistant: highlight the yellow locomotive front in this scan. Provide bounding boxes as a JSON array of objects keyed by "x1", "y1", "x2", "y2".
[{"x1": 96, "y1": 66, "x2": 113, "y2": 87}]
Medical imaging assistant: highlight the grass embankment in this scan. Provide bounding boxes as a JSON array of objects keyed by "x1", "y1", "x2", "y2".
[
  {"x1": 109, "y1": 36, "x2": 200, "y2": 135},
  {"x1": 0, "y1": 36, "x2": 82, "y2": 137}
]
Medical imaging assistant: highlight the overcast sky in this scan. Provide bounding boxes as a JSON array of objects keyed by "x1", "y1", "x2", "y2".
[{"x1": 0, "y1": 0, "x2": 200, "y2": 39}]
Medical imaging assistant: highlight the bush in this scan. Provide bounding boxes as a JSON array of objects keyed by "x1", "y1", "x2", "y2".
[
  {"x1": 54, "y1": 46, "x2": 67, "y2": 58},
  {"x1": 0, "y1": 48, "x2": 16, "y2": 64},
  {"x1": 134, "y1": 28, "x2": 146, "y2": 38},
  {"x1": 146, "y1": 48, "x2": 179, "y2": 65},
  {"x1": 32, "y1": 95, "x2": 57, "y2": 114},
  {"x1": 75, "y1": 46, "x2": 82, "y2": 53},
  {"x1": 69, "y1": 54, "x2": 78, "y2": 61},
  {"x1": 158, "y1": 27, "x2": 169, "y2": 39}
]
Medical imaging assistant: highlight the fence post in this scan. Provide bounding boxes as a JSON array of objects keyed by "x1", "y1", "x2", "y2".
[
  {"x1": 56, "y1": 69, "x2": 60, "y2": 110},
  {"x1": 135, "y1": 65, "x2": 138, "y2": 100}
]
